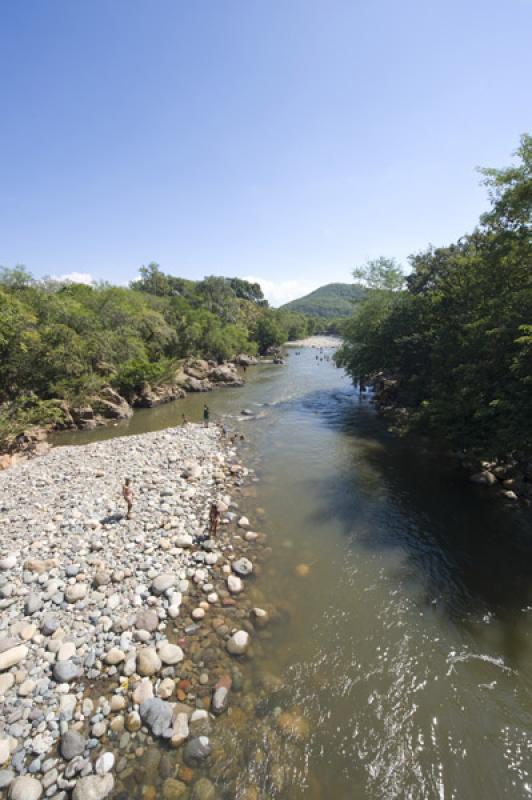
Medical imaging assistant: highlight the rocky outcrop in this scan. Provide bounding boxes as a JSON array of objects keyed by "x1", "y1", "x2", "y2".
[
  {"x1": 91, "y1": 387, "x2": 133, "y2": 420},
  {"x1": 234, "y1": 354, "x2": 258, "y2": 366},
  {"x1": 132, "y1": 382, "x2": 186, "y2": 408}
]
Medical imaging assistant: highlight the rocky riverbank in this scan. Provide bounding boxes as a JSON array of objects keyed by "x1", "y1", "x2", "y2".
[
  {"x1": 0, "y1": 424, "x2": 272, "y2": 800},
  {"x1": 0, "y1": 356, "x2": 260, "y2": 471}
]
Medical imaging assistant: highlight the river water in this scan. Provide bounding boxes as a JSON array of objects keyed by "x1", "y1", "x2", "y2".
[{"x1": 54, "y1": 343, "x2": 532, "y2": 799}]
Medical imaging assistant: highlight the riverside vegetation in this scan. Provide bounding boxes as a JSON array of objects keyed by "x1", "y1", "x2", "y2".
[
  {"x1": 337, "y1": 134, "x2": 532, "y2": 496},
  {"x1": 0, "y1": 269, "x2": 334, "y2": 459}
]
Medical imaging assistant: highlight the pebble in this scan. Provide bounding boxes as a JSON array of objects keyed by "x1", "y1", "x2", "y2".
[
  {"x1": 158, "y1": 643, "x2": 184, "y2": 665},
  {"x1": 8, "y1": 775, "x2": 43, "y2": 800},
  {"x1": 60, "y1": 731, "x2": 86, "y2": 761},
  {"x1": 0, "y1": 645, "x2": 28, "y2": 671},
  {"x1": 95, "y1": 752, "x2": 114, "y2": 775},
  {"x1": 226, "y1": 631, "x2": 250, "y2": 655}
]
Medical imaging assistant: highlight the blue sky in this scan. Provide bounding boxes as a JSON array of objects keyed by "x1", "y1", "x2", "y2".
[{"x1": 1, "y1": 0, "x2": 531, "y2": 305}]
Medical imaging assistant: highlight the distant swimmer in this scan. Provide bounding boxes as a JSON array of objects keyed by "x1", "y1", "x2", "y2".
[{"x1": 122, "y1": 478, "x2": 133, "y2": 519}]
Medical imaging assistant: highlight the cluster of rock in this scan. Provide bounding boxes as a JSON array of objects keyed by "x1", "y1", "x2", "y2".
[
  {"x1": 469, "y1": 459, "x2": 532, "y2": 502},
  {"x1": 0, "y1": 425, "x2": 267, "y2": 799}
]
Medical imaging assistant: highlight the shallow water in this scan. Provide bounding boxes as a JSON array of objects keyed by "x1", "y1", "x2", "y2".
[{"x1": 55, "y1": 347, "x2": 532, "y2": 799}]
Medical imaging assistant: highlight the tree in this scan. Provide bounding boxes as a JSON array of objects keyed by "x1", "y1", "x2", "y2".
[
  {"x1": 252, "y1": 315, "x2": 285, "y2": 354},
  {"x1": 352, "y1": 257, "x2": 405, "y2": 291}
]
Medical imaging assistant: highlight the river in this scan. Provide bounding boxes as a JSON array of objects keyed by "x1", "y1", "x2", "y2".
[{"x1": 53, "y1": 342, "x2": 532, "y2": 799}]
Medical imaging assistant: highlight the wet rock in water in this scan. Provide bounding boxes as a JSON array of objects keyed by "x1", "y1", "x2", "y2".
[
  {"x1": 227, "y1": 575, "x2": 244, "y2": 594},
  {"x1": 125, "y1": 711, "x2": 142, "y2": 732},
  {"x1": 140, "y1": 698, "x2": 174, "y2": 738},
  {"x1": 162, "y1": 778, "x2": 188, "y2": 800},
  {"x1": 72, "y1": 774, "x2": 114, "y2": 800},
  {"x1": 183, "y1": 736, "x2": 211, "y2": 766},
  {"x1": 252, "y1": 607, "x2": 269, "y2": 627},
  {"x1": 295, "y1": 563, "x2": 310, "y2": 577},
  {"x1": 170, "y1": 712, "x2": 189, "y2": 748},
  {"x1": 60, "y1": 730, "x2": 86, "y2": 761},
  {"x1": 8, "y1": 776, "x2": 43, "y2": 800},
  {"x1": 226, "y1": 630, "x2": 250, "y2": 655},
  {"x1": 189, "y1": 709, "x2": 212, "y2": 737},
  {"x1": 157, "y1": 677, "x2": 175, "y2": 699},
  {"x1": 232, "y1": 557, "x2": 253, "y2": 577},
  {"x1": 137, "y1": 648, "x2": 162, "y2": 676},
  {"x1": 470, "y1": 470, "x2": 497, "y2": 486},
  {"x1": 95, "y1": 752, "x2": 115, "y2": 775},
  {"x1": 212, "y1": 675, "x2": 232, "y2": 715},
  {"x1": 237, "y1": 516, "x2": 250, "y2": 528},
  {"x1": 191, "y1": 777, "x2": 217, "y2": 800},
  {"x1": 276, "y1": 710, "x2": 310, "y2": 741},
  {"x1": 158, "y1": 642, "x2": 184, "y2": 665},
  {"x1": 133, "y1": 679, "x2": 154, "y2": 705}
]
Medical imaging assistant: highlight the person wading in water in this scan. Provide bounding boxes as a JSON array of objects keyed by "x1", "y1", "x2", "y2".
[
  {"x1": 203, "y1": 404, "x2": 210, "y2": 428},
  {"x1": 122, "y1": 478, "x2": 133, "y2": 519}
]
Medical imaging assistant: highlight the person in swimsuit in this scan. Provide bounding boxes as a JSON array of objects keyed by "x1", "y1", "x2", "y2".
[
  {"x1": 122, "y1": 479, "x2": 133, "y2": 519},
  {"x1": 209, "y1": 502, "x2": 220, "y2": 537}
]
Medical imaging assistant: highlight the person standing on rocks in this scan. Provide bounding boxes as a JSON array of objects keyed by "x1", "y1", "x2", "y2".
[
  {"x1": 122, "y1": 478, "x2": 134, "y2": 519},
  {"x1": 203, "y1": 404, "x2": 210, "y2": 428},
  {"x1": 209, "y1": 502, "x2": 220, "y2": 537}
]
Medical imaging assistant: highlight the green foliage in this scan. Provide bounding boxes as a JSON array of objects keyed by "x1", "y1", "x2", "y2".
[
  {"x1": 280, "y1": 282, "x2": 366, "y2": 317},
  {"x1": 338, "y1": 135, "x2": 532, "y2": 460},
  {"x1": 0, "y1": 266, "x2": 280, "y2": 437},
  {"x1": 252, "y1": 315, "x2": 285, "y2": 354},
  {"x1": 352, "y1": 257, "x2": 405, "y2": 291}
]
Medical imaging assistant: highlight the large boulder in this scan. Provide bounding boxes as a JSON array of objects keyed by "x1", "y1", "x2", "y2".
[
  {"x1": 91, "y1": 387, "x2": 133, "y2": 420},
  {"x1": 133, "y1": 383, "x2": 186, "y2": 408},
  {"x1": 208, "y1": 365, "x2": 242, "y2": 385},
  {"x1": 234, "y1": 354, "x2": 258, "y2": 367}
]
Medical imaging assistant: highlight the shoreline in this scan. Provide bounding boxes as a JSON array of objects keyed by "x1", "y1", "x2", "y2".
[
  {"x1": 285, "y1": 335, "x2": 342, "y2": 349},
  {"x1": 0, "y1": 424, "x2": 271, "y2": 799},
  {"x1": 0, "y1": 356, "x2": 263, "y2": 471}
]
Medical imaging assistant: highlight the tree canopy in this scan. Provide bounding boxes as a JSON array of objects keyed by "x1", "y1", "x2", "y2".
[{"x1": 337, "y1": 134, "x2": 532, "y2": 460}]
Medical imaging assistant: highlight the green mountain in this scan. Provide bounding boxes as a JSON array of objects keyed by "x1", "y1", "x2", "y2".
[{"x1": 280, "y1": 282, "x2": 365, "y2": 318}]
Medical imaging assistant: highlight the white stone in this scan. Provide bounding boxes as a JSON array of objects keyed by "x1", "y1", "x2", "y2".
[{"x1": 226, "y1": 630, "x2": 250, "y2": 655}]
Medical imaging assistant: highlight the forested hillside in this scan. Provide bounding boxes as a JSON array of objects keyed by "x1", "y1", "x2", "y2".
[
  {"x1": 337, "y1": 135, "x2": 532, "y2": 462},
  {"x1": 280, "y1": 282, "x2": 365, "y2": 317},
  {"x1": 0, "y1": 266, "x2": 317, "y2": 444}
]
